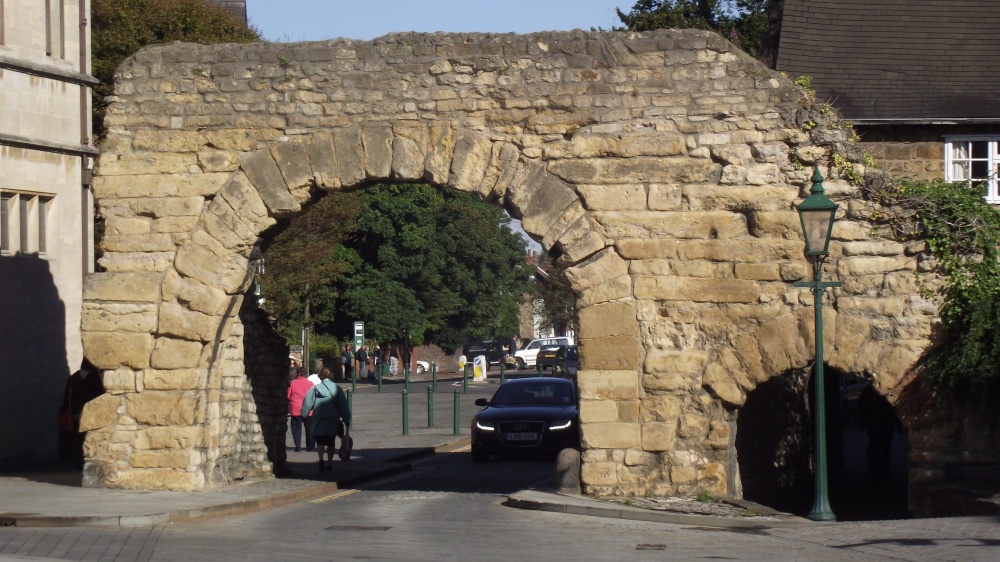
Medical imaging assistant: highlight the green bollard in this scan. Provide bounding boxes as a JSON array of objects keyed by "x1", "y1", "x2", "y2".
[
  {"x1": 427, "y1": 384, "x2": 434, "y2": 428},
  {"x1": 351, "y1": 363, "x2": 357, "y2": 394},
  {"x1": 453, "y1": 388, "x2": 461, "y2": 435},
  {"x1": 463, "y1": 363, "x2": 470, "y2": 394},
  {"x1": 347, "y1": 388, "x2": 353, "y2": 422},
  {"x1": 404, "y1": 363, "x2": 410, "y2": 393},
  {"x1": 402, "y1": 389, "x2": 409, "y2": 436},
  {"x1": 431, "y1": 362, "x2": 437, "y2": 390},
  {"x1": 500, "y1": 361, "x2": 505, "y2": 384},
  {"x1": 377, "y1": 362, "x2": 383, "y2": 393}
]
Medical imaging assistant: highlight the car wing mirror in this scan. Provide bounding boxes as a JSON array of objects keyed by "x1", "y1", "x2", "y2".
[{"x1": 474, "y1": 398, "x2": 489, "y2": 407}]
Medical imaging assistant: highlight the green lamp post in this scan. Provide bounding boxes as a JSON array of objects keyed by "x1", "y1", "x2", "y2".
[{"x1": 794, "y1": 167, "x2": 842, "y2": 522}]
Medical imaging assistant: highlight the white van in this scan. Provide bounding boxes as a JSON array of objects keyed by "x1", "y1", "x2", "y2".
[{"x1": 513, "y1": 336, "x2": 573, "y2": 370}]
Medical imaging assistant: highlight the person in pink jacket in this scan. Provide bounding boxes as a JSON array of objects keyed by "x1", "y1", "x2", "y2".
[{"x1": 287, "y1": 367, "x2": 315, "y2": 452}]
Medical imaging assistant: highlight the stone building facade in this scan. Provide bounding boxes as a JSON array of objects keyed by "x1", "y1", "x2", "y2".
[
  {"x1": 0, "y1": 0, "x2": 97, "y2": 468},
  {"x1": 82, "y1": 29, "x2": 971, "y2": 504}
]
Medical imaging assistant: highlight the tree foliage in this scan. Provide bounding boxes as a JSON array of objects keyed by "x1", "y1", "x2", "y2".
[
  {"x1": 860, "y1": 174, "x2": 1000, "y2": 402},
  {"x1": 261, "y1": 184, "x2": 530, "y2": 353},
  {"x1": 617, "y1": 0, "x2": 777, "y2": 64},
  {"x1": 91, "y1": 0, "x2": 260, "y2": 137},
  {"x1": 530, "y1": 258, "x2": 579, "y2": 338},
  {"x1": 260, "y1": 191, "x2": 362, "y2": 345}
]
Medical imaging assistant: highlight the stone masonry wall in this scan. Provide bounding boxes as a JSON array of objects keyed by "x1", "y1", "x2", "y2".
[{"x1": 82, "y1": 29, "x2": 951, "y2": 495}]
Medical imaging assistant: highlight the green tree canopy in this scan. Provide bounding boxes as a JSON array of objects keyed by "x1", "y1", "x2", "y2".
[
  {"x1": 92, "y1": 0, "x2": 260, "y2": 137},
  {"x1": 617, "y1": 0, "x2": 778, "y2": 64}
]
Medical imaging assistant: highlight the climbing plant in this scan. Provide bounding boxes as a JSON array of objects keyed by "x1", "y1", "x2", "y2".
[{"x1": 858, "y1": 172, "x2": 1000, "y2": 402}]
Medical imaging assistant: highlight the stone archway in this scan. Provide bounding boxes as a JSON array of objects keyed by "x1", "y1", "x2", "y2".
[{"x1": 81, "y1": 29, "x2": 938, "y2": 493}]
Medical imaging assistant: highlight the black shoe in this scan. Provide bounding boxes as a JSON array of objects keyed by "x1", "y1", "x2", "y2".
[
  {"x1": 294, "y1": 447, "x2": 301, "y2": 452},
  {"x1": 318, "y1": 460, "x2": 326, "y2": 473}
]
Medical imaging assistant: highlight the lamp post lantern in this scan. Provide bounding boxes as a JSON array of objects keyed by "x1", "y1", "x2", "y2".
[{"x1": 794, "y1": 167, "x2": 842, "y2": 522}]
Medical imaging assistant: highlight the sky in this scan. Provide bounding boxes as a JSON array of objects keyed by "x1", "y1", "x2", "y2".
[
  {"x1": 245, "y1": 1, "x2": 637, "y2": 251},
  {"x1": 247, "y1": 1, "x2": 633, "y2": 43}
]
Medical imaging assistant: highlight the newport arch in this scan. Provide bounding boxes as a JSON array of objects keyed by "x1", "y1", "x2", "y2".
[{"x1": 80, "y1": 29, "x2": 942, "y2": 499}]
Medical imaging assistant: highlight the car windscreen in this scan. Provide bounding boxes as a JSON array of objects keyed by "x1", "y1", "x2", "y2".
[{"x1": 491, "y1": 382, "x2": 574, "y2": 406}]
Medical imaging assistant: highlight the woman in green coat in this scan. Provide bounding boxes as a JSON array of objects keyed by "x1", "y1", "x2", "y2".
[{"x1": 302, "y1": 368, "x2": 352, "y2": 472}]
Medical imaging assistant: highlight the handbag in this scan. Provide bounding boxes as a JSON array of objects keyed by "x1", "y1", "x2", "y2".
[
  {"x1": 59, "y1": 381, "x2": 75, "y2": 431},
  {"x1": 338, "y1": 430, "x2": 353, "y2": 462}
]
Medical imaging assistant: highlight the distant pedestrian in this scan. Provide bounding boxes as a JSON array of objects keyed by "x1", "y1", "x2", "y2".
[
  {"x1": 342, "y1": 344, "x2": 355, "y2": 382},
  {"x1": 356, "y1": 345, "x2": 369, "y2": 381},
  {"x1": 372, "y1": 345, "x2": 382, "y2": 381},
  {"x1": 858, "y1": 379, "x2": 902, "y2": 481},
  {"x1": 287, "y1": 367, "x2": 314, "y2": 452},
  {"x1": 301, "y1": 368, "x2": 352, "y2": 473},
  {"x1": 60, "y1": 358, "x2": 105, "y2": 469}
]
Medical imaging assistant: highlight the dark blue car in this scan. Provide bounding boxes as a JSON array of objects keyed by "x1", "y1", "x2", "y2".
[{"x1": 470, "y1": 377, "x2": 579, "y2": 462}]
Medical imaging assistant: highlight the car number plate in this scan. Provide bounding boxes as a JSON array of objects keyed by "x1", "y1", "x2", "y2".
[{"x1": 504, "y1": 432, "x2": 538, "y2": 441}]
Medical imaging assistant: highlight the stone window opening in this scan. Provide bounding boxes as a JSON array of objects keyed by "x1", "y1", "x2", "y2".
[
  {"x1": 945, "y1": 136, "x2": 1000, "y2": 203},
  {"x1": 0, "y1": 191, "x2": 54, "y2": 257}
]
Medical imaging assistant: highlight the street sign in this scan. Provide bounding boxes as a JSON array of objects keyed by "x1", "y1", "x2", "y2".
[{"x1": 353, "y1": 321, "x2": 364, "y2": 351}]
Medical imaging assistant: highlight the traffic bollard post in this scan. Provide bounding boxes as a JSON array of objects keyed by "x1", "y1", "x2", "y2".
[
  {"x1": 347, "y1": 388, "x2": 353, "y2": 424},
  {"x1": 463, "y1": 363, "x2": 470, "y2": 394},
  {"x1": 453, "y1": 388, "x2": 461, "y2": 435},
  {"x1": 500, "y1": 362, "x2": 505, "y2": 384},
  {"x1": 427, "y1": 385, "x2": 434, "y2": 428},
  {"x1": 377, "y1": 362, "x2": 383, "y2": 393},
  {"x1": 351, "y1": 364, "x2": 357, "y2": 394},
  {"x1": 431, "y1": 362, "x2": 437, "y2": 390},
  {"x1": 402, "y1": 389, "x2": 409, "y2": 436},
  {"x1": 404, "y1": 362, "x2": 410, "y2": 393}
]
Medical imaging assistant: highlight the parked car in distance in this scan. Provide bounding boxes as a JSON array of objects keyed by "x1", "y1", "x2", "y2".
[
  {"x1": 512, "y1": 336, "x2": 573, "y2": 370},
  {"x1": 535, "y1": 344, "x2": 565, "y2": 373},
  {"x1": 553, "y1": 345, "x2": 579, "y2": 379},
  {"x1": 415, "y1": 360, "x2": 429, "y2": 375},
  {"x1": 462, "y1": 339, "x2": 511, "y2": 370},
  {"x1": 471, "y1": 377, "x2": 579, "y2": 462}
]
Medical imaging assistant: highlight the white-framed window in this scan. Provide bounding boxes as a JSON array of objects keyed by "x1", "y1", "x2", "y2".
[
  {"x1": 945, "y1": 136, "x2": 1000, "y2": 203},
  {"x1": 0, "y1": 191, "x2": 54, "y2": 256}
]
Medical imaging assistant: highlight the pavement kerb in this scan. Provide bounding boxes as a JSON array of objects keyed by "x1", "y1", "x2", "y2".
[
  {"x1": 9, "y1": 436, "x2": 470, "y2": 528},
  {"x1": 504, "y1": 489, "x2": 814, "y2": 529}
]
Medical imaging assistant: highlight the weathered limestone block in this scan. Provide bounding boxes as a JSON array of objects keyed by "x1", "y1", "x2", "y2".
[
  {"x1": 110, "y1": 469, "x2": 205, "y2": 491},
  {"x1": 79, "y1": 394, "x2": 121, "y2": 432},
  {"x1": 676, "y1": 240, "x2": 802, "y2": 262},
  {"x1": 200, "y1": 198, "x2": 258, "y2": 253},
  {"x1": 132, "y1": 129, "x2": 207, "y2": 152},
  {"x1": 241, "y1": 150, "x2": 299, "y2": 217},
  {"x1": 174, "y1": 230, "x2": 250, "y2": 294},
  {"x1": 580, "y1": 399, "x2": 619, "y2": 423},
  {"x1": 304, "y1": 132, "x2": 339, "y2": 188},
  {"x1": 216, "y1": 173, "x2": 276, "y2": 236},
  {"x1": 331, "y1": 127, "x2": 365, "y2": 187},
  {"x1": 577, "y1": 370, "x2": 640, "y2": 401},
  {"x1": 482, "y1": 142, "x2": 520, "y2": 199},
  {"x1": 391, "y1": 124, "x2": 429, "y2": 180},
  {"x1": 136, "y1": 426, "x2": 201, "y2": 450},
  {"x1": 142, "y1": 369, "x2": 209, "y2": 391},
  {"x1": 642, "y1": 421, "x2": 677, "y2": 452},
  {"x1": 105, "y1": 217, "x2": 151, "y2": 236},
  {"x1": 582, "y1": 422, "x2": 641, "y2": 448},
  {"x1": 135, "y1": 196, "x2": 204, "y2": 218},
  {"x1": 578, "y1": 301, "x2": 639, "y2": 339},
  {"x1": 615, "y1": 238, "x2": 677, "y2": 260},
  {"x1": 98, "y1": 153, "x2": 199, "y2": 176},
  {"x1": 580, "y1": 461, "x2": 619, "y2": 486},
  {"x1": 512, "y1": 166, "x2": 578, "y2": 242},
  {"x1": 697, "y1": 463, "x2": 727, "y2": 492},
  {"x1": 753, "y1": 210, "x2": 801, "y2": 239},
  {"x1": 593, "y1": 210, "x2": 747, "y2": 239},
  {"x1": 130, "y1": 450, "x2": 196, "y2": 469},
  {"x1": 362, "y1": 126, "x2": 393, "y2": 179},
  {"x1": 150, "y1": 338, "x2": 205, "y2": 370},
  {"x1": 424, "y1": 122, "x2": 456, "y2": 185},
  {"x1": 101, "y1": 368, "x2": 138, "y2": 393},
  {"x1": 682, "y1": 184, "x2": 796, "y2": 211},
  {"x1": 756, "y1": 314, "x2": 809, "y2": 376},
  {"x1": 448, "y1": 131, "x2": 493, "y2": 195},
  {"x1": 197, "y1": 151, "x2": 240, "y2": 173},
  {"x1": 579, "y1": 336, "x2": 642, "y2": 370},
  {"x1": 126, "y1": 391, "x2": 202, "y2": 426},
  {"x1": 81, "y1": 303, "x2": 158, "y2": 333},
  {"x1": 735, "y1": 262, "x2": 780, "y2": 281},
  {"x1": 641, "y1": 394, "x2": 682, "y2": 422},
  {"x1": 635, "y1": 276, "x2": 758, "y2": 303},
  {"x1": 553, "y1": 215, "x2": 609, "y2": 264},
  {"x1": 549, "y1": 157, "x2": 721, "y2": 184},
  {"x1": 564, "y1": 247, "x2": 629, "y2": 295},
  {"x1": 162, "y1": 270, "x2": 231, "y2": 316},
  {"x1": 578, "y1": 184, "x2": 647, "y2": 211},
  {"x1": 648, "y1": 183, "x2": 682, "y2": 210},
  {"x1": 82, "y1": 332, "x2": 153, "y2": 370},
  {"x1": 270, "y1": 138, "x2": 314, "y2": 203},
  {"x1": 101, "y1": 233, "x2": 175, "y2": 253},
  {"x1": 541, "y1": 201, "x2": 587, "y2": 252},
  {"x1": 544, "y1": 132, "x2": 687, "y2": 159}
]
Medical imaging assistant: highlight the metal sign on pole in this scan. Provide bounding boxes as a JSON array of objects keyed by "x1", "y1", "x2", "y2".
[{"x1": 353, "y1": 321, "x2": 364, "y2": 351}]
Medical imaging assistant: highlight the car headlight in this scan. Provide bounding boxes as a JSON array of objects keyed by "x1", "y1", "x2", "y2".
[
  {"x1": 548, "y1": 419, "x2": 572, "y2": 430},
  {"x1": 475, "y1": 420, "x2": 496, "y2": 431}
]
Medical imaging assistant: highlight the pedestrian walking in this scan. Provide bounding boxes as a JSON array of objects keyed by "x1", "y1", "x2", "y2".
[
  {"x1": 356, "y1": 345, "x2": 369, "y2": 381},
  {"x1": 287, "y1": 367, "x2": 314, "y2": 452},
  {"x1": 342, "y1": 344, "x2": 355, "y2": 382},
  {"x1": 301, "y1": 368, "x2": 352, "y2": 472},
  {"x1": 372, "y1": 345, "x2": 382, "y2": 381}
]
